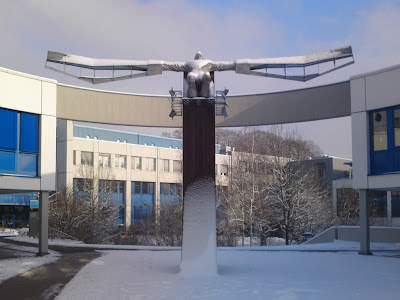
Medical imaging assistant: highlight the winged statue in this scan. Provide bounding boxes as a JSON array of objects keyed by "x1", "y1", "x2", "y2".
[{"x1": 46, "y1": 46, "x2": 353, "y2": 98}]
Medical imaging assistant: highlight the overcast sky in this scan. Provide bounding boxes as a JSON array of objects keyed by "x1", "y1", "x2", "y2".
[{"x1": 1, "y1": 0, "x2": 400, "y2": 158}]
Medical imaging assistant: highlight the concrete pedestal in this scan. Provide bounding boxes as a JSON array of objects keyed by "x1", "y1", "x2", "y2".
[{"x1": 181, "y1": 100, "x2": 217, "y2": 276}]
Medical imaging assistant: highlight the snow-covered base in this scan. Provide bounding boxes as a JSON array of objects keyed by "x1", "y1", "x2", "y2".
[
  {"x1": 56, "y1": 244, "x2": 400, "y2": 299},
  {"x1": 181, "y1": 178, "x2": 217, "y2": 277},
  {"x1": 0, "y1": 228, "x2": 18, "y2": 237},
  {"x1": 0, "y1": 241, "x2": 60, "y2": 284}
]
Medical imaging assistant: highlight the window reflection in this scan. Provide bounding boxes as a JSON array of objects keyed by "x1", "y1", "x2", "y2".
[
  {"x1": 372, "y1": 111, "x2": 387, "y2": 151},
  {"x1": 395, "y1": 109, "x2": 400, "y2": 147}
]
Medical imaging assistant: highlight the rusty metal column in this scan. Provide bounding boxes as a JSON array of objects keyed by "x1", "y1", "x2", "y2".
[{"x1": 180, "y1": 99, "x2": 217, "y2": 276}]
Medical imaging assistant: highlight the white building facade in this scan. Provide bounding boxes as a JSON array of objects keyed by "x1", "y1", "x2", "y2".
[
  {"x1": 351, "y1": 64, "x2": 400, "y2": 253},
  {"x1": 0, "y1": 67, "x2": 57, "y2": 255},
  {"x1": 56, "y1": 121, "x2": 230, "y2": 228}
]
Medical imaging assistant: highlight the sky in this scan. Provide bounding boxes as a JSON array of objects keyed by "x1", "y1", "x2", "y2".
[{"x1": 1, "y1": 0, "x2": 400, "y2": 158}]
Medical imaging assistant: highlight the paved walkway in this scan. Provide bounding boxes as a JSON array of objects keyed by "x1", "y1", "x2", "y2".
[{"x1": 0, "y1": 238, "x2": 101, "y2": 299}]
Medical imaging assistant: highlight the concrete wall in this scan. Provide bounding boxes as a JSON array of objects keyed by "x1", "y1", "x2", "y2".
[
  {"x1": 0, "y1": 67, "x2": 57, "y2": 193},
  {"x1": 306, "y1": 226, "x2": 400, "y2": 244}
]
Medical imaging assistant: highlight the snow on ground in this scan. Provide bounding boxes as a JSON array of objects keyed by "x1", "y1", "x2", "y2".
[
  {"x1": 8, "y1": 235, "x2": 180, "y2": 251},
  {"x1": 0, "y1": 241, "x2": 60, "y2": 284},
  {"x1": 9, "y1": 235, "x2": 400, "y2": 252},
  {"x1": 0, "y1": 228, "x2": 18, "y2": 237},
  {"x1": 56, "y1": 245, "x2": 400, "y2": 300}
]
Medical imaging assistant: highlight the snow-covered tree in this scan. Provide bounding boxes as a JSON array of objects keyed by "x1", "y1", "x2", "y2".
[{"x1": 265, "y1": 126, "x2": 333, "y2": 244}]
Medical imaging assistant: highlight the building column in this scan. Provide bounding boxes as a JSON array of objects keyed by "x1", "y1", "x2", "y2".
[
  {"x1": 181, "y1": 100, "x2": 217, "y2": 276},
  {"x1": 387, "y1": 190, "x2": 392, "y2": 227},
  {"x1": 37, "y1": 191, "x2": 49, "y2": 256},
  {"x1": 125, "y1": 180, "x2": 131, "y2": 230},
  {"x1": 359, "y1": 189, "x2": 372, "y2": 255}
]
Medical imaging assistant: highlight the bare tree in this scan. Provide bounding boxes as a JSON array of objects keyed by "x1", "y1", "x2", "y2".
[
  {"x1": 49, "y1": 165, "x2": 121, "y2": 244},
  {"x1": 161, "y1": 129, "x2": 183, "y2": 139}
]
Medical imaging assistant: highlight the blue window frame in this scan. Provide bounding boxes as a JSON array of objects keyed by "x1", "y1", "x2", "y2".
[
  {"x1": 131, "y1": 181, "x2": 154, "y2": 223},
  {"x1": 370, "y1": 106, "x2": 400, "y2": 174},
  {"x1": 0, "y1": 108, "x2": 39, "y2": 177},
  {"x1": 160, "y1": 183, "x2": 181, "y2": 204}
]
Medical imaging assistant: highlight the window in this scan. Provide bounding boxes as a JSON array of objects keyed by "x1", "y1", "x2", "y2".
[
  {"x1": 372, "y1": 111, "x2": 387, "y2": 151},
  {"x1": 98, "y1": 180, "x2": 113, "y2": 193},
  {"x1": 173, "y1": 160, "x2": 182, "y2": 173},
  {"x1": 73, "y1": 178, "x2": 93, "y2": 193},
  {"x1": 81, "y1": 151, "x2": 93, "y2": 166},
  {"x1": 0, "y1": 108, "x2": 39, "y2": 177},
  {"x1": 160, "y1": 183, "x2": 181, "y2": 204},
  {"x1": 98, "y1": 154, "x2": 110, "y2": 167},
  {"x1": 395, "y1": 109, "x2": 400, "y2": 147},
  {"x1": 73, "y1": 150, "x2": 77, "y2": 165},
  {"x1": 131, "y1": 182, "x2": 155, "y2": 222},
  {"x1": 115, "y1": 155, "x2": 126, "y2": 168},
  {"x1": 370, "y1": 106, "x2": 400, "y2": 174},
  {"x1": 144, "y1": 157, "x2": 156, "y2": 171},
  {"x1": 132, "y1": 157, "x2": 142, "y2": 170},
  {"x1": 132, "y1": 181, "x2": 154, "y2": 195},
  {"x1": 220, "y1": 164, "x2": 228, "y2": 176},
  {"x1": 392, "y1": 191, "x2": 400, "y2": 217},
  {"x1": 161, "y1": 159, "x2": 169, "y2": 172}
]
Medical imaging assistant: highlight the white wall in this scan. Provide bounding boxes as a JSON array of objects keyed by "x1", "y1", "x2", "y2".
[
  {"x1": 350, "y1": 64, "x2": 400, "y2": 191},
  {"x1": 0, "y1": 67, "x2": 57, "y2": 193}
]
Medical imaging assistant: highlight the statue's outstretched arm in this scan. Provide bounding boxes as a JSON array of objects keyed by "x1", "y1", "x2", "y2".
[
  {"x1": 46, "y1": 51, "x2": 187, "y2": 84},
  {"x1": 234, "y1": 46, "x2": 354, "y2": 81}
]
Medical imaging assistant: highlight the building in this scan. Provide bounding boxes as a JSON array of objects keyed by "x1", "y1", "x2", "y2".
[
  {"x1": 0, "y1": 67, "x2": 57, "y2": 255},
  {"x1": 3, "y1": 62, "x2": 400, "y2": 254},
  {"x1": 56, "y1": 120, "x2": 230, "y2": 228}
]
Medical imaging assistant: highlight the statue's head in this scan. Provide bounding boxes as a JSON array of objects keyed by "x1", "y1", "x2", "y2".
[{"x1": 194, "y1": 51, "x2": 203, "y2": 60}]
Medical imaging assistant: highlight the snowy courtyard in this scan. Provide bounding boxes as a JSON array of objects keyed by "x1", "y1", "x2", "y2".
[{"x1": 55, "y1": 245, "x2": 400, "y2": 300}]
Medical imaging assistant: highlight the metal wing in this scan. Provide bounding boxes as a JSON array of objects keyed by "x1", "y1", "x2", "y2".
[
  {"x1": 46, "y1": 51, "x2": 187, "y2": 84},
  {"x1": 235, "y1": 46, "x2": 354, "y2": 82}
]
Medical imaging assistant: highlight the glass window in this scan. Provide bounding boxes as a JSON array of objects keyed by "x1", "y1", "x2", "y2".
[
  {"x1": 395, "y1": 109, "x2": 400, "y2": 147},
  {"x1": 20, "y1": 113, "x2": 39, "y2": 153},
  {"x1": 161, "y1": 183, "x2": 169, "y2": 194},
  {"x1": 173, "y1": 160, "x2": 182, "y2": 173},
  {"x1": 150, "y1": 158, "x2": 156, "y2": 171},
  {"x1": 149, "y1": 183, "x2": 154, "y2": 195},
  {"x1": 115, "y1": 155, "x2": 126, "y2": 168},
  {"x1": 98, "y1": 154, "x2": 110, "y2": 167},
  {"x1": 134, "y1": 182, "x2": 141, "y2": 194},
  {"x1": 73, "y1": 150, "x2": 76, "y2": 165},
  {"x1": 142, "y1": 182, "x2": 149, "y2": 194},
  {"x1": 0, "y1": 108, "x2": 17, "y2": 151},
  {"x1": 162, "y1": 159, "x2": 169, "y2": 172},
  {"x1": 372, "y1": 111, "x2": 387, "y2": 151},
  {"x1": 81, "y1": 151, "x2": 93, "y2": 166},
  {"x1": 220, "y1": 165, "x2": 228, "y2": 176},
  {"x1": 144, "y1": 158, "x2": 156, "y2": 171},
  {"x1": 132, "y1": 157, "x2": 142, "y2": 170}
]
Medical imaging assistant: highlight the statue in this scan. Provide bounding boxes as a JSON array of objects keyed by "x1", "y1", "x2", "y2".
[{"x1": 46, "y1": 46, "x2": 354, "y2": 98}]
